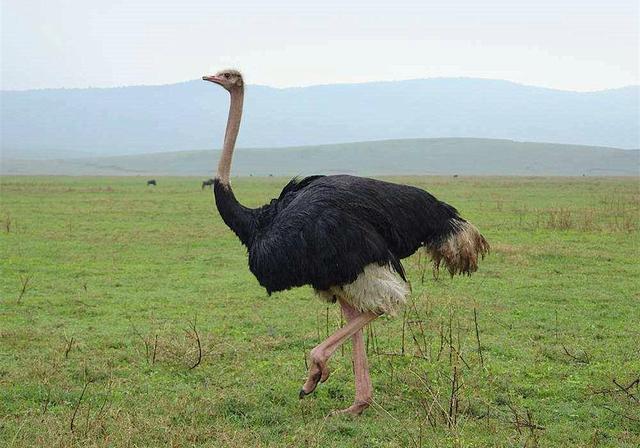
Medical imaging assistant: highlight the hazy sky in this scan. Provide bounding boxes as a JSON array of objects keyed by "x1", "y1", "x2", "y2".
[{"x1": 1, "y1": 0, "x2": 638, "y2": 91}]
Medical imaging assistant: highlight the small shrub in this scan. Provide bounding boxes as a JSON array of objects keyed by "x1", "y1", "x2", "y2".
[{"x1": 546, "y1": 209, "x2": 573, "y2": 230}]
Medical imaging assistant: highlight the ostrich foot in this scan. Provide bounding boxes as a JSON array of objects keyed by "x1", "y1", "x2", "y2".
[
  {"x1": 299, "y1": 307, "x2": 377, "y2": 399},
  {"x1": 299, "y1": 350, "x2": 330, "y2": 398},
  {"x1": 330, "y1": 400, "x2": 370, "y2": 416}
]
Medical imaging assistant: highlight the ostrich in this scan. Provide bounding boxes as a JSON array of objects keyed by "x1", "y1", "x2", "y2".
[
  {"x1": 202, "y1": 69, "x2": 489, "y2": 415},
  {"x1": 147, "y1": 179, "x2": 157, "y2": 186}
]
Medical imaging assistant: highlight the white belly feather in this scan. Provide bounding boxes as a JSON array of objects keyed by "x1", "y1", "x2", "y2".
[{"x1": 316, "y1": 263, "x2": 410, "y2": 316}]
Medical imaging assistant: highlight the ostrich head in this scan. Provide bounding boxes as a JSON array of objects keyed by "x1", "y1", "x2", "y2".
[{"x1": 202, "y1": 69, "x2": 243, "y2": 91}]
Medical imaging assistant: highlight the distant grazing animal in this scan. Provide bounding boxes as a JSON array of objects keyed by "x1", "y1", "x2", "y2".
[
  {"x1": 147, "y1": 179, "x2": 156, "y2": 186},
  {"x1": 202, "y1": 178, "x2": 215, "y2": 189},
  {"x1": 202, "y1": 69, "x2": 489, "y2": 415},
  {"x1": 453, "y1": 174, "x2": 459, "y2": 178}
]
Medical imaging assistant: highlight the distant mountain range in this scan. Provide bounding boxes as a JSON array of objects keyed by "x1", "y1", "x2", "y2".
[
  {"x1": 1, "y1": 78, "x2": 638, "y2": 161},
  {"x1": 3, "y1": 138, "x2": 637, "y2": 176}
]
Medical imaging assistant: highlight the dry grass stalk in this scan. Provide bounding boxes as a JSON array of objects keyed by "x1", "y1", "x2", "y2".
[{"x1": 17, "y1": 273, "x2": 32, "y2": 303}]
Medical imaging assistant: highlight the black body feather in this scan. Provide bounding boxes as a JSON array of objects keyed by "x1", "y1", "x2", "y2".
[{"x1": 214, "y1": 175, "x2": 467, "y2": 294}]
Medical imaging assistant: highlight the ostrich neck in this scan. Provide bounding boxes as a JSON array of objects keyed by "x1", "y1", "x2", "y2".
[
  {"x1": 217, "y1": 87, "x2": 244, "y2": 184},
  {"x1": 213, "y1": 86, "x2": 256, "y2": 247}
]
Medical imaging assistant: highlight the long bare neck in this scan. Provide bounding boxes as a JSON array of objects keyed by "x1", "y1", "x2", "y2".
[
  {"x1": 212, "y1": 85, "x2": 255, "y2": 248},
  {"x1": 217, "y1": 87, "x2": 244, "y2": 185}
]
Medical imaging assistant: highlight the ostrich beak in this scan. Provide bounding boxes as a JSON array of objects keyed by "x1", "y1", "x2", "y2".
[{"x1": 202, "y1": 75, "x2": 223, "y2": 85}]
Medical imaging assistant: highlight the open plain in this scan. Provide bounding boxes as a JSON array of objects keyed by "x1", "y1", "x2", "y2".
[{"x1": 1, "y1": 175, "x2": 638, "y2": 447}]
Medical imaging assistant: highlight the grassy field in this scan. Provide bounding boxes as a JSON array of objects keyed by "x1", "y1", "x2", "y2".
[{"x1": 1, "y1": 175, "x2": 638, "y2": 447}]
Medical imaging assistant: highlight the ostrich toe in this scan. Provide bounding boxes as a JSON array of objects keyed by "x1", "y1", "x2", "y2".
[
  {"x1": 330, "y1": 400, "x2": 370, "y2": 416},
  {"x1": 299, "y1": 356, "x2": 330, "y2": 398}
]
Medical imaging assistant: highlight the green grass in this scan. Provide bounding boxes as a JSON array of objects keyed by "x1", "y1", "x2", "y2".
[{"x1": 1, "y1": 175, "x2": 639, "y2": 447}]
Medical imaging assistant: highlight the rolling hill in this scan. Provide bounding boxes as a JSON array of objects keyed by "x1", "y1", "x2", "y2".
[
  {"x1": 2, "y1": 138, "x2": 637, "y2": 177},
  {"x1": 1, "y1": 79, "x2": 638, "y2": 160}
]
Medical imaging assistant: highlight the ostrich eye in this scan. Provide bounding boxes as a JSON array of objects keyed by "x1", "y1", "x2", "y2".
[{"x1": 224, "y1": 73, "x2": 230, "y2": 79}]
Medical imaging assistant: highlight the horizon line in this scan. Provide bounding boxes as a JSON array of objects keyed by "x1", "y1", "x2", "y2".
[
  {"x1": 2, "y1": 75, "x2": 638, "y2": 94},
  {"x1": 3, "y1": 137, "x2": 638, "y2": 162}
]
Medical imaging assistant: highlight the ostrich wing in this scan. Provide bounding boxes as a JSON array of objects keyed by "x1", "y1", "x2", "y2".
[
  {"x1": 249, "y1": 203, "x2": 402, "y2": 294},
  {"x1": 247, "y1": 175, "x2": 463, "y2": 294}
]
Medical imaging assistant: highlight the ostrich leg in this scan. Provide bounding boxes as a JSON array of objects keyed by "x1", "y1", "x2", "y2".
[
  {"x1": 300, "y1": 307, "x2": 378, "y2": 399},
  {"x1": 333, "y1": 300, "x2": 373, "y2": 415}
]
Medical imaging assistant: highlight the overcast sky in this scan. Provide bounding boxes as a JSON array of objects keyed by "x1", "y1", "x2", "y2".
[{"x1": 1, "y1": 0, "x2": 638, "y2": 91}]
